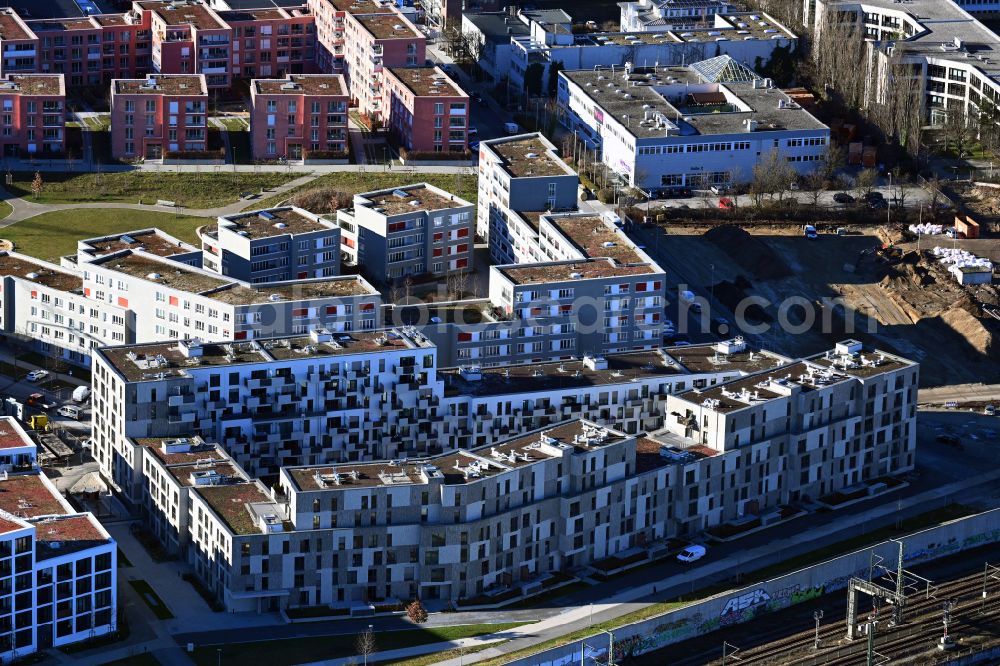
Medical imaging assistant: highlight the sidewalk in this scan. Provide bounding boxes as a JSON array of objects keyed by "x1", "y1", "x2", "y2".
[{"x1": 302, "y1": 637, "x2": 506, "y2": 666}]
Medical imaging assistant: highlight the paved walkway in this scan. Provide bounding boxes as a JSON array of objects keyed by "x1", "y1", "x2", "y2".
[
  {"x1": 302, "y1": 636, "x2": 507, "y2": 666},
  {"x1": 919, "y1": 383, "x2": 1000, "y2": 405},
  {"x1": 0, "y1": 173, "x2": 320, "y2": 227}
]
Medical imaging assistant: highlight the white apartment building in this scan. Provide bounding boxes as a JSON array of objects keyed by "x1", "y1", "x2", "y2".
[
  {"x1": 558, "y1": 57, "x2": 831, "y2": 190},
  {"x1": 337, "y1": 183, "x2": 475, "y2": 283},
  {"x1": 0, "y1": 418, "x2": 116, "y2": 660},
  {"x1": 119, "y1": 337, "x2": 915, "y2": 612},
  {"x1": 476, "y1": 133, "x2": 579, "y2": 248},
  {"x1": 805, "y1": 0, "x2": 1000, "y2": 126},
  {"x1": 0, "y1": 252, "x2": 131, "y2": 367}
]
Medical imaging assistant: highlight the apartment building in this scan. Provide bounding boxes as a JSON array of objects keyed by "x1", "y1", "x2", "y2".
[
  {"x1": 460, "y1": 12, "x2": 531, "y2": 84},
  {"x1": 476, "y1": 133, "x2": 578, "y2": 248},
  {"x1": 382, "y1": 66, "x2": 469, "y2": 154},
  {"x1": 249, "y1": 74, "x2": 348, "y2": 160},
  {"x1": 337, "y1": 183, "x2": 475, "y2": 282},
  {"x1": 0, "y1": 251, "x2": 131, "y2": 366},
  {"x1": 134, "y1": 435, "x2": 250, "y2": 556},
  {"x1": 72, "y1": 228, "x2": 202, "y2": 270},
  {"x1": 660, "y1": 339, "x2": 918, "y2": 518},
  {"x1": 343, "y1": 11, "x2": 425, "y2": 123},
  {"x1": 487, "y1": 212, "x2": 666, "y2": 359},
  {"x1": 508, "y1": 10, "x2": 797, "y2": 95},
  {"x1": 91, "y1": 329, "x2": 443, "y2": 495},
  {"x1": 217, "y1": 6, "x2": 316, "y2": 80},
  {"x1": 308, "y1": 0, "x2": 397, "y2": 75},
  {"x1": 130, "y1": 335, "x2": 916, "y2": 612},
  {"x1": 0, "y1": 6, "x2": 151, "y2": 87},
  {"x1": 91, "y1": 328, "x2": 793, "y2": 502},
  {"x1": 136, "y1": 1, "x2": 231, "y2": 88},
  {"x1": 82, "y1": 249, "x2": 378, "y2": 342},
  {"x1": 619, "y1": 0, "x2": 737, "y2": 31},
  {"x1": 805, "y1": 0, "x2": 1000, "y2": 127},
  {"x1": 0, "y1": 417, "x2": 116, "y2": 659},
  {"x1": 203, "y1": 207, "x2": 342, "y2": 282},
  {"x1": 558, "y1": 59, "x2": 831, "y2": 191},
  {"x1": 109, "y1": 73, "x2": 207, "y2": 160},
  {"x1": 0, "y1": 74, "x2": 65, "y2": 157}
]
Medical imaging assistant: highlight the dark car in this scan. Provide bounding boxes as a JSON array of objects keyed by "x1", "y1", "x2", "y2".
[
  {"x1": 663, "y1": 187, "x2": 692, "y2": 198},
  {"x1": 833, "y1": 192, "x2": 855, "y2": 204},
  {"x1": 935, "y1": 434, "x2": 963, "y2": 448},
  {"x1": 868, "y1": 198, "x2": 889, "y2": 210},
  {"x1": 864, "y1": 191, "x2": 885, "y2": 203}
]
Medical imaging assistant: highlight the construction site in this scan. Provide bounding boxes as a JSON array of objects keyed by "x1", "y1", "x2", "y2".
[{"x1": 637, "y1": 212, "x2": 1000, "y2": 387}]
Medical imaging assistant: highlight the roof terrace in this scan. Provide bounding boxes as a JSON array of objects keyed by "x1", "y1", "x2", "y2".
[
  {"x1": 353, "y1": 13, "x2": 421, "y2": 39},
  {"x1": 484, "y1": 134, "x2": 575, "y2": 179},
  {"x1": 114, "y1": 75, "x2": 207, "y2": 96},
  {"x1": 386, "y1": 66, "x2": 465, "y2": 97},
  {"x1": 92, "y1": 251, "x2": 229, "y2": 293},
  {"x1": 81, "y1": 230, "x2": 196, "y2": 259},
  {"x1": 253, "y1": 75, "x2": 348, "y2": 96},
  {"x1": 356, "y1": 183, "x2": 471, "y2": 216},
  {"x1": 0, "y1": 253, "x2": 83, "y2": 293},
  {"x1": 219, "y1": 208, "x2": 334, "y2": 239},
  {"x1": 0, "y1": 474, "x2": 68, "y2": 519}
]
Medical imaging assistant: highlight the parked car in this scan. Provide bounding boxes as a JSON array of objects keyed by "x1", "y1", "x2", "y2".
[
  {"x1": 468, "y1": 126, "x2": 478, "y2": 137},
  {"x1": 944, "y1": 401, "x2": 959, "y2": 409},
  {"x1": 986, "y1": 405, "x2": 996, "y2": 416},
  {"x1": 26, "y1": 393, "x2": 45, "y2": 407},
  {"x1": 833, "y1": 192, "x2": 855, "y2": 204},
  {"x1": 710, "y1": 185, "x2": 729, "y2": 195},
  {"x1": 868, "y1": 198, "x2": 889, "y2": 210},
  {"x1": 671, "y1": 341, "x2": 693, "y2": 347},
  {"x1": 504, "y1": 122, "x2": 520, "y2": 134},
  {"x1": 26, "y1": 370, "x2": 48, "y2": 382},
  {"x1": 663, "y1": 187, "x2": 692, "y2": 198},
  {"x1": 803, "y1": 224, "x2": 818, "y2": 239},
  {"x1": 718, "y1": 197, "x2": 735, "y2": 210},
  {"x1": 677, "y1": 545, "x2": 707, "y2": 563},
  {"x1": 72, "y1": 386, "x2": 91, "y2": 403},
  {"x1": 469, "y1": 141, "x2": 480, "y2": 153},
  {"x1": 57, "y1": 405, "x2": 81, "y2": 420},
  {"x1": 602, "y1": 210, "x2": 623, "y2": 228},
  {"x1": 935, "y1": 434, "x2": 963, "y2": 449}
]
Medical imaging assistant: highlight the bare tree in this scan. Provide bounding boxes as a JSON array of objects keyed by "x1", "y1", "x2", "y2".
[
  {"x1": 355, "y1": 627, "x2": 377, "y2": 665},
  {"x1": 750, "y1": 150, "x2": 795, "y2": 206},
  {"x1": 447, "y1": 269, "x2": 470, "y2": 300},
  {"x1": 942, "y1": 107, "x2": 976, "y2": 160},
  {"x1": 854, "y1": 168, "x2": 878, "y2": 201},
  {"x1": 803, "y1": 171, "x2": 826, "y2": 208}
]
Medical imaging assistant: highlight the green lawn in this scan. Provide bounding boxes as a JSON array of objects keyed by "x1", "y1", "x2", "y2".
[
  {"x1": 128, "y1": 579, "x2": 174, "y2": 620},
  {"x1": 0, "y1": 200, "x2": 11, "y2": 220},
  {"x1": 1, "y1": 208, "x2": 205, "y2": 262},
  {"x1": 247, "y1": 171, "x2": 478, "y2": 211},
  {"x1": 195, "y1": 622, "x2": 525, "y2": 666},
  {"x1": 8, "y1": 171, "x2": 304, "y2": 209}
]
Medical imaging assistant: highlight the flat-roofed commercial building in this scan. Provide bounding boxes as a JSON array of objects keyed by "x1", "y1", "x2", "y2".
[{"x1": 558, "y1": 58, "x2": 831, "y2": 191}]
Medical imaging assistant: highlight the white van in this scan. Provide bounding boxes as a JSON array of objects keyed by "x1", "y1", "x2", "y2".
[
  {"x1": 72, "y1": 386, "x2": 91, "y2": 403},
  {"x1": 602, "y1": 210, "x2": 623, "y2": 227},
  {"x1": 504, "y1": 122, "x2": 520, "y2": 135},
  {"x1": 57, "y1": 405, "x2": 81, "y2": 420}
]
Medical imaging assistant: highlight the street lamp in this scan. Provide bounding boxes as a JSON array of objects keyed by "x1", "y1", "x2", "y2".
[{"x1": 813, "y1": 610, "x2": 824, "y2": 649}]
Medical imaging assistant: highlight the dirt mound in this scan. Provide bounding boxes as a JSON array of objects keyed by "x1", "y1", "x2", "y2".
[
  {"x1": 712, "y1": 277, "x2": 773, "y2": 323},
  {"x1": 941, "y1": 306, "x2": 997, "y2": 359},
  {"x1": 703, "y1": 225, "x2": 791, "y2": 280}
]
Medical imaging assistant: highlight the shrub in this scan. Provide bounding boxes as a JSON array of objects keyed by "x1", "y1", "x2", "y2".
[
  {"x1": 288, "y1": 186, "x2": 353, "y2": 214},
  {"x1": 596, "y1": 187, "x2": 615, "y2": 204},
  {"x1": 406, "y1": 599, "x2": 428, "y2": 624}
]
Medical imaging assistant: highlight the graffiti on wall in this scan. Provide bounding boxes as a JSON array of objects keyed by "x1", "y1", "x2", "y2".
[{"x1": 528, "y1": 516, "x2": 1000, "y2": 666}]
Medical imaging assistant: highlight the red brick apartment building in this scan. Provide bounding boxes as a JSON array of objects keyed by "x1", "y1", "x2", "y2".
[
  {"x1": 383, "y1": 66, "x2": 468, "y2": 153},
  {"x1": 110, "y1": 73, "x2": 207, "y2": 160},
  {"x1": 250, "y1": 74, "x2": 348, "y2": 160},
  {"x1": 0, "y1": 74, "x2": 65, "y2": 156}
]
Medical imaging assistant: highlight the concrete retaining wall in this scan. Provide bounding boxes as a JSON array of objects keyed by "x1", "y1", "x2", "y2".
[{"x1": 514, "y1": 509, "x2": 1000, "y2": 666}]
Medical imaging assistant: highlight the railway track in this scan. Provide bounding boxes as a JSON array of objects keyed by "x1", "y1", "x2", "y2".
[{"x1": 677, "y1": 569, "x2": 1000, "y2": 666}]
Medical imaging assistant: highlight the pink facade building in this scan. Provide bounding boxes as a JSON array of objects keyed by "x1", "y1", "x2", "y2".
[
  {"x1": 137, "y1": 1, "x2": 231, "y2": 89},
  {"x1": 383, "y1": 66, "x2": 468, "y2": 154},
  {"x1": 250, "y1": 74, "x2": 348, "y2": 160},
  {"x1": 344, "y1": 12, "x2": 425, "y2": 123},
  {"x1": 110, "y1": 73, "x2": 207, "y2": 160},
  {"x1": 0, "y1": 10, "x2": 41, "y2": 78},
  {"x1": 217, "y1": 7, "x2": 316, "y2": 80},
  {"x1": 308, "y1": 0, "x2": 393, "y2": 75},
  {"x1": 0, "y1": 74, "x2": 66, "y2": 157}
]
